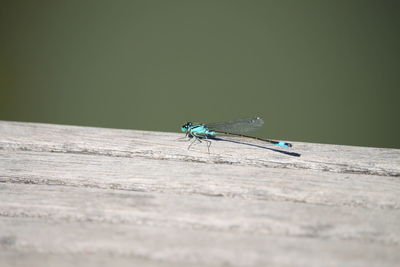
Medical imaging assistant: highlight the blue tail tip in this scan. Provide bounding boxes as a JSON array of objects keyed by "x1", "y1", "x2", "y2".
[{"x1": 277, "y1": 141, "x2": 292, "y2": 148}]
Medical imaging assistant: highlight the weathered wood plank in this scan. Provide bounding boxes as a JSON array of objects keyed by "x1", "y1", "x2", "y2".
[
  {"x1": 1, "y1": 150, "x2": 399, "y2": 210},
  {"x1": 1, "y1": 121, "x2": 399, "y2": 176},
  {"x1": 1, "y1": 217, "x2": 399, "y2": 267},
  {"x1": 0, "y1": 182, "x2": 399, "y2": 244},
  {"x1": 0, "y1": 120, "x2": 399, "y2": 267}
]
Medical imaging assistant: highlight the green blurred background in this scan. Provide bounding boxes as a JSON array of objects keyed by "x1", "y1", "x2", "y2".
[{"x1": 0, "y1": 1, "x2": 399, "y2": 148}]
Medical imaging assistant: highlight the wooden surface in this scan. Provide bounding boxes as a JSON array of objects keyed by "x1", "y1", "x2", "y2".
[{"x1": 0, "y1": 120, "x2": 399, "y2": 267}]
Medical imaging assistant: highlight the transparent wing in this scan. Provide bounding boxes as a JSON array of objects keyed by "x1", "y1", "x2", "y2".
[{"x1": 205, "y1": 117, "x2": 264, "y2": 134}]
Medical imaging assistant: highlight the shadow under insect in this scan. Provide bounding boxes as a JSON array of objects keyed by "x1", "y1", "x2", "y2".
[{"x1": 186, "y1": 134, "x2": 301, "y2": 157}]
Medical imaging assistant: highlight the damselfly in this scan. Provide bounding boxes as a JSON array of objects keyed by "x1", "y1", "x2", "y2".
[{"x1": 180, "y1": 117, "x2": 292, "y2": 152}]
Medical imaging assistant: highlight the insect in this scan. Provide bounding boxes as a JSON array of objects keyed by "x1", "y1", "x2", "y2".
[{"x1": 180, "y1": 117, "x2": 292, "y2": 152}]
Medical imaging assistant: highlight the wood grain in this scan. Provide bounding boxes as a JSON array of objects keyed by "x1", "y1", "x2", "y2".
[{"x1": 0, "y1": 120, "x2": 399, "y2": 267}]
